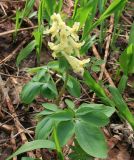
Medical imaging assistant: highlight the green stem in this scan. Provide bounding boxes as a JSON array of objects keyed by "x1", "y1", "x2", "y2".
[
  {"x1": 53, "y1": 127, "x2": 64, "y2": 160},
  {"x1": 55, "y1": 72, "x2": 68, "y2": 106}
]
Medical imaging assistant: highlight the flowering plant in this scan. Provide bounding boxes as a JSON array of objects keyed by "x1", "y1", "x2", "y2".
[{"x1": 45, "y1": 13, "x2": 90, "y2": 76}]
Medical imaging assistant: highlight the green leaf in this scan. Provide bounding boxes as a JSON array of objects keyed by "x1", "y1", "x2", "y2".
[
  {"x1": 27, "y1": 66, "x2": 47, "y2": 74},
  {"x1": 111, "y1": 0, "x2": 126, "y2": 46},
  {"x1": 80, "y1": 35, "x2": 96, "y2": 54},
  {"x1": 35, "y1": 118, "x2": 54, "y2": 139},
  {"x1": 109, "y1": 86, "x2": 134, "y2": 128},
  {"x1": 119, "y1": 44, "x2": 134, "y2": 75},
  {"x1": 98, "y1": 0, "x2": 107, "y2": 13},
  {"x1": 84, "y1": 71, "x2": 114, "y2": 107},
  {"x1": 94, "y1": 59, "x2": 105, "y2": 65},
  {"x1": 57, "y1": 120, "x2": 75, "y2": 146},
  {"x1": 38, "y1": 0, "x2": 45, "y2": 26},
  {"x1": 91, "y1": 65, "x2": 100, "y2": 72},
  {"x1": 14, "y1": 10, "x2": 21, "y2": 38},
  {"x1": 33, "y1": 28, "x2": 43, "y2": 62},
  {"x1": 55, "y1": 0, "x2": 63, "y2": 13},
  {"x1": 59, "y1": 56, "x2": 70, "y2": 72},
  {"x1": 32, "y1": 69, "x2": 47, "y2": 82},
  {"x1": 83, "y1": 70, "x2": 106, "y2": 98},
  {"x1": 48, "y1": 60, "x2": 60, "y2": 73},
  {"x1": 80, "y1": 0, "x2": 89, "y2": 7},
  {"x1": 42, "y1": 103, "x2": 59, "y2": 111},
  {"x1": 74, "y1": 0, "x2": 98, "y2": 28},
  {"x1": 14, "y1": 0, "x2": 35, "y2": 38},
  {"x1": 118, "y1": 74, "x2": 128, "y2": 94},
  {"x1": 66, "y1": 75, "x2": 81, "y2": 97},
  {"x1": 50, "y1": 109, "x2": 74, "y2": 121},
  {"x1": 76, "y1": 111, "x2": 109, "y2": 127},
  {"x1": 41, "y1": 85, "x2": 56, "y2": 99},
  {"x1": 78, "y1": 103, "x2": 115, "y2": 117},
  {"x1": 23, "y1": 0, "x2": 35, "y2": 18},
  {"x1": 37, "y1": 109, "x2": 54, "y2": 116},
  {"x1": 20, "y1": 82, "x2": 42, "y2": 104},
  {"x1": 16, "y1": 40, "x2": 36, "y2": 66},
  {"x1": 65, "y1": 99, "x2": 75, "y2": 110},
  {"x1": 69, "y1": 139, "x2": 93, "y2": 160},
  {"x1": 75, "y1": 121, "x2": 108, "y2": 158},
  {"x1": 6, "y1": 140, "x2": 55, "y2": 160},
  {"x1": 72, "y1": 0, "x2": 79, "y2": 19},
  {"x1": 40, "y1": 78, "x2": 58, "y2": 99},
  {"x1": 44, "y1": 0, "x2": 56, "y2": 17},
  {"x1": 82, "y1": 0, "x2": 98, "y2": 38}
]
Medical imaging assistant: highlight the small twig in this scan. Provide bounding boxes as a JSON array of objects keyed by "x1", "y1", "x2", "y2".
[
  {"x1": 11, "y1": 131, "x2": 17, "y2": 160},
  {"x1": 0, "y1": 72, "x2": 29, "y2": 80},
  {"x1": 121, "y1": 14, "x2": 132, "y2": 25},
  {"x1": 0, "y1": 2, "x2": 7, "y2": 16},
  {"x1": 92, "y1": 45, "x2": 115, "y2": 87},
  {"x1": 0, "y1": 122, "x2": 13, "y2": 132},
  {"x1": 99, "y1": 15, "x2": 114, "y2": 81},
  {"x1": 0, "y1": 38, "x2": 28, "y2": 65},
  {"x1": 0, "y1": 26, "x2": 38, "y2": 37}
]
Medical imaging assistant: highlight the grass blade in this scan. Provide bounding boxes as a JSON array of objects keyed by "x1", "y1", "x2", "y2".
[
  {"x1": 72, "y1": 0, "x2": 79, "y2": 18},
  {"x1": 118, "y1": 74, "x2": 128, "y2": 94},
  {"x1": 109, "y1": 86, "x2": 134, "y2": 129},
  {"x1": 44, "y1": 0, "x2": 57, "y2": 17},
  {"x1": 74, "y1": 0, "x2": 98, "y2": 28},
  {"x1": 82, "y1": 0, "x2": 98, "y2": 39},
  {"x1": 6, "y1": 140, "x2": 55, "y2": 160},
  {"x1": 56, "y1": 0, "x2": 63, "y2": 13},
  {"x1": 16, "y1": 40, "x2": 36, "y2": 66},
  {"x1": 82, "y1": 0, "x2": 128, "y2": 39}
]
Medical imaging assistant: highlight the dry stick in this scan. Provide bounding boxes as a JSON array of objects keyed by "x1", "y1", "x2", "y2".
[
  {"x1": 0, "y1": 76, "x2": 35, "y2": 158},
  {"x1": 99, "y1": 15, "x2": 114, "y2": 80},
  {"x1": 121, "y1": 14, "x2": 132, "y2": 25},
  {"x1": 0, "y1": 26, "x2": 38, "y2": 37},
  {"x1": 0, "y1": 122, "x2": 13, "y2": 132},
  {"x1": 0, "y1": 72, "x2": 29, "y2": 80},
  {"x1": 92, "y1": 45, "x2": 115, "y2": 87},
  {"x1": 0, "y1": 2, "x2": 7, "y2": 16},
  {"x1": 0, "y1": 104, "x2": 4, "y2": 118},
  {"x1": 11, "y1": 131, "x2": 17, "y2": 160},
  {"x1": 0, "y1": 38, "x2": 28, "y2": 65},
  {"x1": 92, "y1": 15, "x2": 114, "y2": 101}
]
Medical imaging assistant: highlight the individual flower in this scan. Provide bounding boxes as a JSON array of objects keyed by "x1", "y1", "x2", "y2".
[
  {"x1": 67, "y1": 22, "x2": 80, "y2": 41},
  {"x1": 63, "y1": 53, "x2": 90, "y2": 76}
]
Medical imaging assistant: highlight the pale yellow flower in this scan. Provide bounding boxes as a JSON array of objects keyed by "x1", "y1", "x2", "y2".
[
  {"x1": 69, "y1": 22, "x2": 80, "y2": 41},
  {"x1": 63, "y1": 53, "x2": 90, "y2": 75},
  {"x1": 48, "y1": 42, "x2": 60, "y2": 51},
  {"x1": 45, "y1": 13, "x2": 85, "y2": 56},
  {"x1": 45, "y1": 13, "x2": 90, "y2": 75}
]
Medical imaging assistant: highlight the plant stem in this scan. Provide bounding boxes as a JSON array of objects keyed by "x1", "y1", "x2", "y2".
[
  {"x1": 55, "y1": 72, "x2": 68, "y2": 106},
  {"x1": 53, "y1": 127, "x2": 64, "y2": 160}
]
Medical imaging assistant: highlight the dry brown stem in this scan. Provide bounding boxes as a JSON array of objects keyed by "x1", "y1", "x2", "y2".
[
  {"x1": 0, "y1": 76, "x2": 35, "y2": 158},
  {"x1": 0, "y1": 38, "x2": 28, "y2": 65}
]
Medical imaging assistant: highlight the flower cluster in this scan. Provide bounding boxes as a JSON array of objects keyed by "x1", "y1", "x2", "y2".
[{"x1": 45, "y1": 13, "x2": 90, "y2": 75}]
